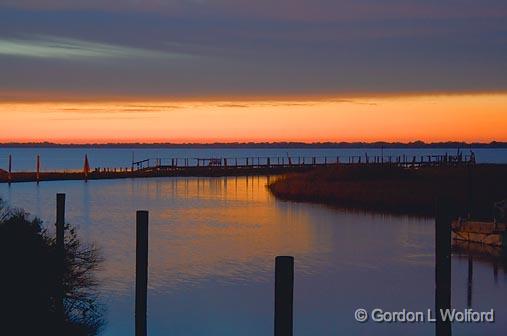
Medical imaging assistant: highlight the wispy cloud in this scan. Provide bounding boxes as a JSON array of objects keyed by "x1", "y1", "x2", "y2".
[{"x1": 0, "y1": 35, "x2": 191, "y2": 60}]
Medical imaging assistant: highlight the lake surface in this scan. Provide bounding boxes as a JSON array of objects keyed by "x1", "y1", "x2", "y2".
[
  {"x1": 1, "y1": 173, "x2": 506, "y2": 335},
  {"x1": 1, "y1": 147, "x2": 506, "y2": 172}
]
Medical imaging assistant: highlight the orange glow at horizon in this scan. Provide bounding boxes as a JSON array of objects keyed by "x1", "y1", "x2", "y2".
[{"x1": 1, "y1": 93, "x2": 506, "y2": 143}]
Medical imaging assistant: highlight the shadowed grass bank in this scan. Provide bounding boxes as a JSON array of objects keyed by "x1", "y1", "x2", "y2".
[{"x1": 268, "y1": 165, "x2": 507, "y2": 218}]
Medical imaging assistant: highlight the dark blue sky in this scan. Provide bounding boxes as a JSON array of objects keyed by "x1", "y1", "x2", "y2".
[{"x1": 1, "y1": 0, "x2": 506, "y2": 99}]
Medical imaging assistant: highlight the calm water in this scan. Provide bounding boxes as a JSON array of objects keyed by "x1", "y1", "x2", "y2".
[
  {"x1": 1, "y1": 174, "x2": 506, "y2": 335},
  {"x1": 1, "y1": 147, "x2": 506, "y2": 171}
]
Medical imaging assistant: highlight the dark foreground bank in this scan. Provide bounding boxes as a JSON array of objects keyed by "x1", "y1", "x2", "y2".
[
  {"x1": 268, "y1": 164, "x2": 507, "y2": 218},
  {"x1": 0, "y1": 199, "x2": 103, "y2": 335}
]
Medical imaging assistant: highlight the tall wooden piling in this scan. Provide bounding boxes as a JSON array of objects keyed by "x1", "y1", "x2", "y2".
[
  {"x1": 275, "y1": 256, "x2": 294, "y2": 336},
  {"x1": 136, "y1": 211, "x2": 149, "y2": 336},
  {"x1": 8, "y1": 154, "x2": 12, "y2": 183},
  {"x1": 56, "y1": 193, "x2": 66, "y2": 322},
  {"x1": 435, "y1": 200, "x2": 452, "y2": 336},
  {"x1": 493, "y1": 263, "x2": 498, "y2": 284},
  {"x1": 467, "y1": 256, "x2": 473, "y2": 308},
  {"x1": 36, "y1": 155, "x2": 40, "y2": 183}
]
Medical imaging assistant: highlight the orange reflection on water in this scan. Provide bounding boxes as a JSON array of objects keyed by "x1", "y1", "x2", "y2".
[{"x1": 90, "y1": 176, "x2": 326, "y2": 294}]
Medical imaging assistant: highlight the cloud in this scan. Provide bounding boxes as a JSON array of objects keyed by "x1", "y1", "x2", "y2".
[
  {"x1": 0, "y1": 35, "x2": 191, "y2": 61},
  {"x1": 2, "y1": 0, "x2": 507, "y2": 21},
  {"x1": 0, "y1": 2, "x2": 506, "y2": 98},
  {"x1": 216, "y1": 104, "x2": 249, "y2": 108}
]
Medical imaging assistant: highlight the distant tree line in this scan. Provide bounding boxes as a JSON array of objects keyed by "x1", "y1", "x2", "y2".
[{"x1": 1, "y1": 141, "x2": 506, "y2": 148}]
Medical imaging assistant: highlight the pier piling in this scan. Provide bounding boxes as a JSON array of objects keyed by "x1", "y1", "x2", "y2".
[
  {"x1": 56, "y1": 193, "x2": 66, "y2": 323},
  {"x1": 8, "y1": 154, "x2": 12, "y2": 184},
  {"x1": 275, "y1": 256, "x2": 294, "y2": 336},
  {"x1": 467, "y1": 256, "x2": 473, "y2": 308},
  {"x1": 435, "y1": 200, "x2": 452, "y2": 336},
  {"x1": 136, "y1": 211, "x2": 149, "y2": 336},
  {"x1": 36, "y1": 155, "x2": 40, "y2": 183}
]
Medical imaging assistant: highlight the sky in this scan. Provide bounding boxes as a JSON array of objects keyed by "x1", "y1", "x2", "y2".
[{"x1": 1, "y1": 1, "x2": 506, "y2": 143}]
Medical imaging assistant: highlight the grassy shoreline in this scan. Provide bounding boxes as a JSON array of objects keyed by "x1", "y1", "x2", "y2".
[{"x1": 268, "y1": 164, "x2": 507, "y2": 218}]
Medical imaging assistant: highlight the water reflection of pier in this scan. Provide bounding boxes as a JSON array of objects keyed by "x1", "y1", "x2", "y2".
[{"x1": 452, "y1": 240, "x2": 507, "y2": 308}]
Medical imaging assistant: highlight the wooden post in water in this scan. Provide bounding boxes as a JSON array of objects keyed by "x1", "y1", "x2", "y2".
[
  {"x1": 136, "y1": 211, "x2": 149, "y2": 336},
  {"x1": 435, "y1": 200, "x2": 452, "y2": 336},
  {"x1": 467, "y1": 256, "x2": 473, "y2": 308},
  {"x1": 8, "y1": 154, "x2": 12, "y2": 184},
  {"x1": 36, "y1": 154, "x2": 40, "y2": 183},
  {"x1": 56, "y1": 193, "x2": 66, "y2": 323},
  {"x1": 275, "y1": 256, "x2": 294, "y2": 336}
]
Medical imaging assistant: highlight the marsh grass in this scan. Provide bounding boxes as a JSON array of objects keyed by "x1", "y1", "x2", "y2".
[{"x1": 268, "y1": 164, "x2": 507, "y2": 219}]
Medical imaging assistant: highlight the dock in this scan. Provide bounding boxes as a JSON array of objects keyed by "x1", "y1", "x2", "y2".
[
  {"x1": 0, "y1": 153, "x2": 475, "y2": 184},
  {"x1": 452, "y1": 219, "x2": 507, "y2": 248}
]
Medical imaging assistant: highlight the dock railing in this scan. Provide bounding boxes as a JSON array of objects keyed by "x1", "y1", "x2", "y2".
[{"x1": 130, "y1": 153, "x2": 474, "y2": 172}]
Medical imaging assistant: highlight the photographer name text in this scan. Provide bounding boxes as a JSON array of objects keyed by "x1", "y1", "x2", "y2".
[{"x1": 354, "y1": 308, "x2": 495, "y2": 323}]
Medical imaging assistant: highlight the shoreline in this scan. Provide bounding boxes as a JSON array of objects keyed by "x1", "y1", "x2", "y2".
[{"x1": 268, "y1": 164, "x2": 507, "y2": 218}]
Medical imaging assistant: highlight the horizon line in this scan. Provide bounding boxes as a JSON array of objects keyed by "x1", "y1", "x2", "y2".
[{"x1": 1, "y1": 141, "x2": 506, "y2": 148}]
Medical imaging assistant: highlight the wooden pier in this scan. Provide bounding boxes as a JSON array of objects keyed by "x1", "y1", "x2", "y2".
[{"x1": 0, "y1": 153, "x2": 475, "y2": 184}]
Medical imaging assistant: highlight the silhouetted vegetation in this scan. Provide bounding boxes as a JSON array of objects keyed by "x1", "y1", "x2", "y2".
[
  {"x1": 268, "y1": 164, "x2": 507, "y2": 218},
  {"x1": 0, "y1": 199, "x2": 104, "y2": 336}
]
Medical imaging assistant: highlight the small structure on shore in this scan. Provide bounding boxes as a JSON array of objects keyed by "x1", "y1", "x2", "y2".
[{"x1": 452, "y1": 219, "x2": 507, "y2": 248}]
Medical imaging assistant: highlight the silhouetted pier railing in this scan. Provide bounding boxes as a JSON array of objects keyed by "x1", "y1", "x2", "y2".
[
  {"x1": 131, "y1": 153, "x2": 475, "y2": 171},
  {"x1": 0, "y1": 152, "x2": 475, "y2": 184}
]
